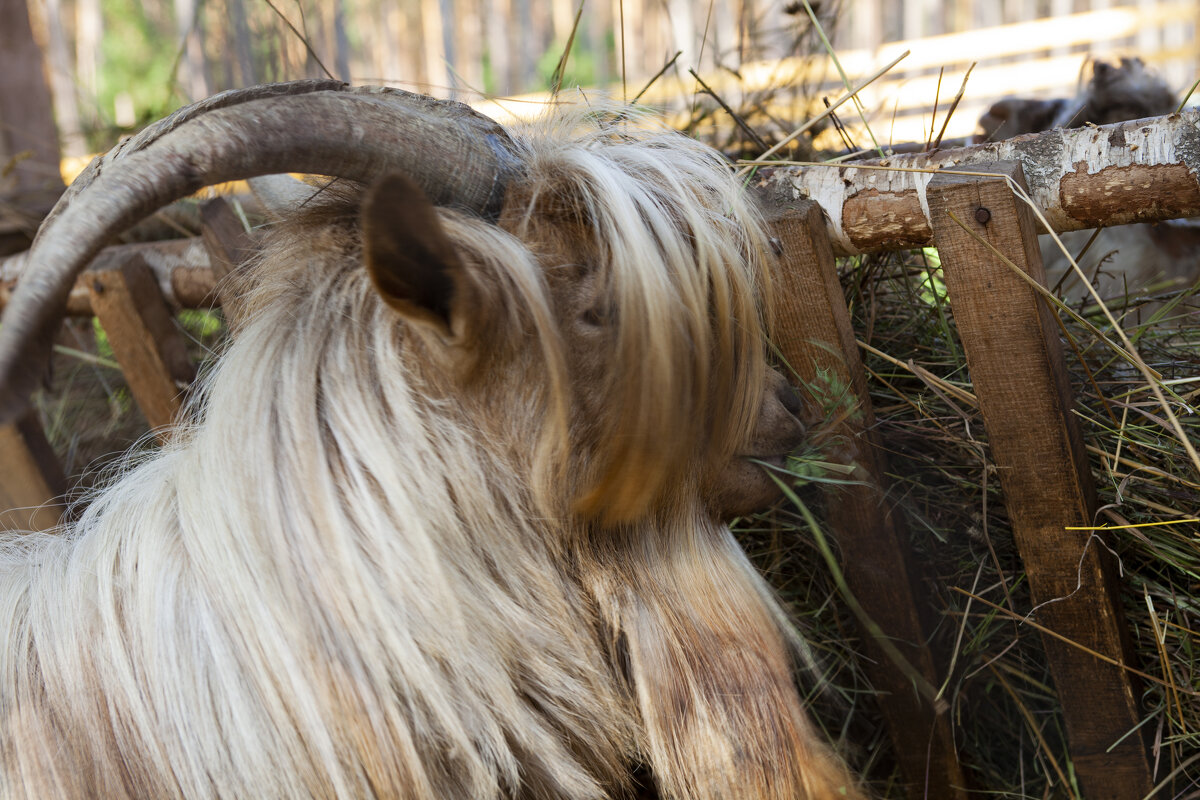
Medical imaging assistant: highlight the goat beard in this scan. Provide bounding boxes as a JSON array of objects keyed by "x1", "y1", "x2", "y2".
[{"x1": 582, "y1": 512, "x2": 863, "y2": 800}]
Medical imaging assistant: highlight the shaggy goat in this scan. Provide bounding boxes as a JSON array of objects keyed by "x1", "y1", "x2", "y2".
[
  {"x1": 0, "y1": 83, "x2": 862, "y2": 799},
  {"x1": 975, "y1": 56, "x2": 1177, "y2": 142}
]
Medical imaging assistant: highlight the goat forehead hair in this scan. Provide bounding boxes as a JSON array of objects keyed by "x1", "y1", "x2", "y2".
[{"x1": 503, "y1": 99, "x2": 774, "y2": 519}]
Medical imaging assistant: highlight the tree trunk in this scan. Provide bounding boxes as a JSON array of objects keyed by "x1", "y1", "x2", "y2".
[
  {"x1": 485, "y1": 0, "x2": 511, "y2": 94},
  {"x1": 454, "y1": 0, "x2": 484, "y2": 96},
  {"x1": 332, "y1": 0, "x2": 352, "y2": 82},
  {"x1": 0, "y1": 0, "x2": 65, "y2": 251},
  {"x1": 0, "y1": 0, "x2": 64, "y2": 192},
  {"x1": 75, "y1": 0, "x2": 102, "y2": 131},
  {"x1": 512, "y1": 0, "x2": 535, "y2": 90},
  {"x1": 174, "y1": 0, "x2": 211, "y2": 100},
  {"x1": 667, "y1": 0, "x2": 696, "y2": 71},
  {"x1": 39, "y1": 0, "x2": 88, "y2": 158},
  {"x1": 228, "y1": 0, "x2": 257, "y2": 85}
]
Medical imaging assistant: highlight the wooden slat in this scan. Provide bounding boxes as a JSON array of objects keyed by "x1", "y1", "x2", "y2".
[
  {"x1": 200, "y1": 197, "x2": 257, "y2": 330},
  {"x1": 767, "y1": 201, "x2": 970, "y2": 799},
  {"x1": 925, "y1": 161, "x2": 1152, "y2": 799},
  {"x1": 0, "y1": 411, "x2": 64, "y2": 532},
  {"x1": 200, "y1": 197, "x2": 255, "y2": 284},
  {"x1": 88, "y1": 257, "x2": 196, "y2": 436}
]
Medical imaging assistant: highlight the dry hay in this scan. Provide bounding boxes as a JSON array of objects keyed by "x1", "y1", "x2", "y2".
[
  {"x1": 742, "y1": 246, "x2": 1200, "y2": 796},
  {"x1": 36, "y1": 310, "x2": 226, "y2": 505}
]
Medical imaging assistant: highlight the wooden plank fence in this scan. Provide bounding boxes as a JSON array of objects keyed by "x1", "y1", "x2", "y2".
[
  {"x1": 478, "y1": 2, "x2": 1198, "y2": 155},
  {"x1": 829, "y1": 0, "x2": 1199, "y2": 143},
  {"x1": 768, "y1": 202, "x2": 971, "y2": 798},
  {"x1": 2, "y1": 111, "x2": 1197, "y2": 796}
]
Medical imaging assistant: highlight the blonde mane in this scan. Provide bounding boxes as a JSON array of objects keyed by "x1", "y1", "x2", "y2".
[{"x1": 0, "y1": 101, "x2": 860, "y2": 800}]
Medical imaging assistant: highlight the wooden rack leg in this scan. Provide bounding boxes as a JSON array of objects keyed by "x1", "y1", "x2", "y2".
[
  {"x1": 768, "y1": 201, "x2": 969, "y2": 799},
  {"x1": 200, "y1": 197, "x2": 257, "y2": 331},
  {"x1": 926, "y1": 162, "x2": 1152, "y2": 799},
  {"x1": 0, "y1": 411, "x2": 65, "y2": 531},
  {"x1": 88, "y1": 256, "x2": 196, "y2": 437}
]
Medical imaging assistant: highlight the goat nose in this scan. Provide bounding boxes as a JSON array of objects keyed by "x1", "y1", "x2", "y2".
[{"x1": 777, "y1": 382, "x2": 804, "y2": 418}]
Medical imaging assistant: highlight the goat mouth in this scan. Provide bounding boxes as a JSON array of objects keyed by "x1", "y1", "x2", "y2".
[{"x1": 741, "y1": 454, "x2": 791, "y2": 471}]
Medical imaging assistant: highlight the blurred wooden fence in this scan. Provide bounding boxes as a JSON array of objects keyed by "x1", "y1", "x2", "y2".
[
  {"x1": 20, "y1": 0, "x2": 1200, "y2": 167},
  {"x1": 486, "y1": 1, "x2": 1200, "y2": 151},
  {"x1": 827, "y1": 0, "x2": 1200, "y2": 149}
]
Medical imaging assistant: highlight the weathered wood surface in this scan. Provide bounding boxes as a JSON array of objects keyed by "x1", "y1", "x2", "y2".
[
  {"x1": 0, "y1": 411, "x2": 64, "y2": 532},
  {"x1": 759, "y1": 109, "x2": 1200, "y2": 256},
  {"x1": 87, "y1": 258, "x2": 197, "y2": 435},
  {"x1": 926, "y1": 162, "x2": 1151, "y2": 799},
  {"x1": 200, "y1": 198, "x2": 256, "y2": 283},
  {"x1": 767, "y1": 202, "x2": 970, "y2": 799},
  {"x1": 200, "y1": 197, "x2": 258, "y2": 329}
]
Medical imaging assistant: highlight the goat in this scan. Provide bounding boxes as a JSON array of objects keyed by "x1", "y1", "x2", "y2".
[
  {"x1": 0, "y1": 82, "x2": 862, "y2": 800},
  {"x1": 975, "y1": 56, "x2": 1177, "y2": 143},
  {"x1": 975, "y1": 58, "x2": 1196, "y2": 308}
]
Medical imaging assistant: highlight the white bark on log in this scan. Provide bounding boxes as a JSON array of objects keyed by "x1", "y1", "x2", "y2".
[
  {"x1": 756, "y1": 109, "x2": 1200, "y2": 256},
  {"x1": 6, "y1": 109, "x2": 1200, "y2": 314}
]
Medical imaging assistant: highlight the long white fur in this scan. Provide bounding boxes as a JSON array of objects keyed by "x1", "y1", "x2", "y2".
[{"x1": 0, "y1": 102, "x2": 860, "y2": 799}]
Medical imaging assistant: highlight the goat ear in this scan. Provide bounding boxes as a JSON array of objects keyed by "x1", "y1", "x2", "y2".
[{"x1": 362, "y1": 172, "x2": 464, "y2": 334}]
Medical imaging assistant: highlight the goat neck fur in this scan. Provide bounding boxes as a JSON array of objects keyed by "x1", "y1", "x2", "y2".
[{"x1": 0, "y1": 103, "x2": 860, "y2": 800}]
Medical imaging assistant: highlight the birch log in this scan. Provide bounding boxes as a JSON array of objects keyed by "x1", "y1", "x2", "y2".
[
  {"x1": 0, "y1": 238, "x2": 217, "y2": 315},
  {"x1": 5, "y1": 110, "x2": 1200, "y2": 314},
  {"x1": 756, "y1": 109, "x2": 1200, "y2": 256}
]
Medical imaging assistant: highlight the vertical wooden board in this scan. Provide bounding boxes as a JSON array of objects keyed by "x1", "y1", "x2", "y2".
[
  {"x1": 0, "y1": 411, "x2": 65, "y2": 532},
  {"x1": 201, "y1": 197, "x2": 257, "y2": 331},
  {"x1": 201, "y1": 197, "x2": 255, "y2": 283},
  {"x1": 926, "y1": 162, "x2": 1152, "y2": 798},
  {"x1": 88, "y1": 257, "x2": 197, "y2": 435},
  {"x1": 767, "y1": 201, "x2": 970, "y2": 799}
]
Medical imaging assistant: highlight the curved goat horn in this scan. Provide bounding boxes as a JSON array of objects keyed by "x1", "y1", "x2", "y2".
[{"x1": 0, "y1": 80, "x2": 522, "y2": 423}]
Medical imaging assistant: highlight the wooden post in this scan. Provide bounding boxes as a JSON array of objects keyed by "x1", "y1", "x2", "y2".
[
  {"x1": 200, "y1": 197, "x2": 255, "y2": 284},
  {"x1": 926, "y1": 162, "x2": 1152, "y2": 798},
  {"x1": 88, "y1": 257, "x2": 196, "y2": 437},
  {"x1": 767, "y1": 201, "x2": 970, "y2": 799},
  {"x1": 0, "y1": 411, "x2": 65, "y2": 532},
  {"x1": 200, "y1": 197, "x2": 256, "y2": 331}
]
